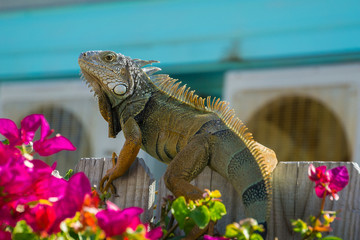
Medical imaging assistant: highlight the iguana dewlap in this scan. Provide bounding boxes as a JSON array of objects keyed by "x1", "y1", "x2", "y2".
[{"x1": 78, "y1": 50, "x2": 277, "y2": 237}]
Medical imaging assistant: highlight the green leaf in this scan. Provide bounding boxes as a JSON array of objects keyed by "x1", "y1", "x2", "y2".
[
  {"x1": 208, "y1": 201, "x2": 226, "y2": 221},
  {"x1": 291, "y1": 219, "x2": 308, "y2": 234},
  {"x1": 189, "y1": 205, "x2": 210, "y2": 229},
  {"x1": 12, "y1": 220, "x2": 37, "y2": 240},
  {"x1": 315, "y1": 232, "x2": 322, "y2": 239},
  {"x1": 171, "y1": 196, "x2": 190, "y2": 230},
  {"x1": 250, "y1": 233, "x2": 264, "y2": 240},
  {"x1": 225, "y1": 223, "x2": 242, "y2": 238},
  {"x1": 183, "y1": 218, "x2": 196, "y2": 235},
  {"x1": 100, "y1": 191, "x2": 111, "y2": 201},
  {"x1": 322, "y1": 236, "x2": 343, "y2": 240},
  {"x1": 64, "y1": 169, "x2": 74, "y2": 180}
]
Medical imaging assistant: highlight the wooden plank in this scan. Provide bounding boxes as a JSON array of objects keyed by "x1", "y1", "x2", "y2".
[
  {"x1": 74, "y1": 157, "x2": 105, "y2": 189},
  {"x1": 270, "y1": 162, "x2": 299, "y2": 239},
  {"x1": 207, "y1": 168, "x2": 246, "y2": 234},
  {"x1": 76, "y1": 159, "x2": 360, "y2": 239},
  {"x1": 75, "y1": 157, "x2": 156, "y2": 222}
]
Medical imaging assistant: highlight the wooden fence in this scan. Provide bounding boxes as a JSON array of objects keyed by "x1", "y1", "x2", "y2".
[{"x1": 75, "y1": 158, "x2": 360, "y2": 239}]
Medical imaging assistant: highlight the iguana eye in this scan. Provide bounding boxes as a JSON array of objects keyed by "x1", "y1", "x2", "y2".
[
  {"x1": 104, "y1": 53, "x2": 116, "y2": 62},
  {"x1": 113, "y1": 84, "x2": 127, "y2": 96}
]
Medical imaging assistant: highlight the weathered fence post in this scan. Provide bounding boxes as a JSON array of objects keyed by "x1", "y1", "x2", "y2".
[
  {"x1": 75, "y1": 158, "x2": 156, "y2": 223},
  {"x1": 75, "y1": 159, "x2": 360, "y2": 239}
]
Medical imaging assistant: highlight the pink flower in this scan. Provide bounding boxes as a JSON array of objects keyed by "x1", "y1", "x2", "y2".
[
  {"x1": 20, "y1": 172, "x2": 91, "y2": 234},
  {"x1": 0, "y1": 114, "x2": 92, "y2": 236},
  {"x1": 51, "y1": 173, "x2": 92, "y2": 224},
  {"x1": 1, "y1": 159, "x2": 91, "y2": 235},
  {"x1": 0, "y1": 228, "x2": 11, "y2": 240},
  {"x1": 0, "y1": 142, "x2": 35, "y2": 206},
  {"x1": 22, "y1": 203, "x2": 57, "y2": 235},
  {"x1": 0, "y1": 114, "x2": 76, "y2": 156},
  {"x1": 0, "y1": 159, "x2": 56, "y2": 229},
  {"x1": 308, "y1": 164, "x2": 349, "y2": 200},
  {"x1": 204, "y1": 236, "x2": 228, "y2": 240},
  {"x1": 0, "y1": 153, "x2": 58, "y2": 206},
  {"x1": 96, "y1": 201, "x2": 163, "y2": 239},
  {"x1": 146, "y1": 225, "x2": 163, "y2": 240},
  {"x1": 0, "y1": 203, "x2": 18, "y2": 229},
  {"x1": 96, "y1": 201, "x2": 143, "y2": 237},
  {"x1": 0, "y1": 141, "x2": 23, "y2": 166}
]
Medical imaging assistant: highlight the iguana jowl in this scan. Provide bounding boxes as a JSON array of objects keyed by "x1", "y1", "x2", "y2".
[{"x1": 78, "y1": 50, "x2": 277, "y2": 236}]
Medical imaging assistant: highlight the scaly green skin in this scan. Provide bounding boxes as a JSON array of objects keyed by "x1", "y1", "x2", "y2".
[{"x1": 78, "y1": 50, "x2": 277, "y2": 238}]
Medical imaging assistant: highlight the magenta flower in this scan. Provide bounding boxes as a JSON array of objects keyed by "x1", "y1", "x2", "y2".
[
  {"x1": 0, "y1": 114, "x2": 94, "y2": 237},
  {"x1": 0, "y1": 147, "x2": 59, "y2": 206},
  {"x1": 1, "y1": 148, "x2": 91, "y2": 235},
  {"x1": 0, "y1": 228, "x2": 11, "y2": 240},
  {"x1": 20, "y1": 172, "x2": 91, "y2": 235},
  {"x1": 96, "y1": 201, "x2": 143, "y2": 237},
  {"x1": 96, "y1": 201, "x2": 163, "y2": 239},
  {"x1": 51, "y1": 172, "x2": 92, "y2": 226},
  {"x1": 146, "y1": 225, "x2": 164, "y2": 240},
  {"x1": 204, "y1": 235, "x2": 228, "y2": 240},
  {"x1": 0, "y1": 114, "x2": 76, "y2": 156},
  {"x1": 0, "y1": 161, "x2": 33, "y2": 205},
  {"x1": 0, "y1": 203, "x2": 18, "y2": 230},
  {"x1": 0, "y1": 159, "x2": 56, "y2": 230},
  {"x1": 0, "y1": 141, "x2": 23, "y2": 166},
  {"x1": 308, "y1": 164, "x2": 349, "y2": 200},
  {"x1": 22, "y1": 203, "x2": 57, "y2": 235},
  {"x1": 0, "y1": 142, "x2": 35, "y2": 206}
]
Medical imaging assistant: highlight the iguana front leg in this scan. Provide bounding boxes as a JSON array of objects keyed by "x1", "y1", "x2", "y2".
[{"x1": 100, "y1": 117, "x2": 142, "y2": 192}]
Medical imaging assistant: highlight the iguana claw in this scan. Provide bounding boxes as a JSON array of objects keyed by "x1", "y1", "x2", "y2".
[{"x1": 99, "y1": 152, "x2": 118, "y2": 194}]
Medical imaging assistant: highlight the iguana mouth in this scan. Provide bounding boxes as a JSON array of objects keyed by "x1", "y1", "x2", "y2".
[{"x1": 79, "y1": 67, "x2": 102, "y2": 97}]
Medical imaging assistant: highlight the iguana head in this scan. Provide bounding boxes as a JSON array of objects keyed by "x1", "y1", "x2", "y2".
[
  {"x1": 78, "y1": 50, "x2": 159, "y2": 137},
  {"x1": 78, "y1": 51, "x2": 139, "y2": 107}
]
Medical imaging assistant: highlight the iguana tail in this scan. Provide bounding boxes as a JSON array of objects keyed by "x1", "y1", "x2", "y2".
[{"x1": 228, "y1": 141, "x2": 276, "y2": 237}]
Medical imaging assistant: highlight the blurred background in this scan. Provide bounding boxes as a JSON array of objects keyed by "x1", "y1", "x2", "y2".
[{"x1": 0, "y1": 0, "x2": 359, "y2": 177}]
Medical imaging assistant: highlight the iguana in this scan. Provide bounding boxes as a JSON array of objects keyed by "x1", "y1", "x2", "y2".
[{"x1": 78, "y1": 50, "x2": 277, "y2": 238}]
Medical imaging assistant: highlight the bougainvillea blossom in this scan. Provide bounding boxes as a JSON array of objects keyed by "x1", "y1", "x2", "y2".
[
  {"x1": 0, "y1": 228, "x2": 11, "y2": 240},
  {"x1": 19, "y1": 172, "x2": 91, "y2": 235},
  {"x1": 0, "y1": 114, "x2": 76, "y2": 156},
  {"x1": 0, "y1": 114, "x2": 166, "y2": 239},
  {"x1": 96, "y1": 201, "x2": 143, "y2": 237},
  {"x1": 145, "y1": 226, "x2": 164, "y2": 240},
  {"x1": 204, "y1": 235, "x2": 228, "y2": 240},
  {"x1": 22, "y1": 203, "x2": 57, "y2": 236},
  {"x1": 308, "y1": 164, "x2": 349, "y2": 200},
  {"x1": 96, "y1": 201, "x2": 162, "y2": 239}
]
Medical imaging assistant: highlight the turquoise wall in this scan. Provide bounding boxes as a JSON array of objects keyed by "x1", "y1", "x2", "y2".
[{"x1": 0, "y1": 0, "x2": 359, "y2": 82}]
